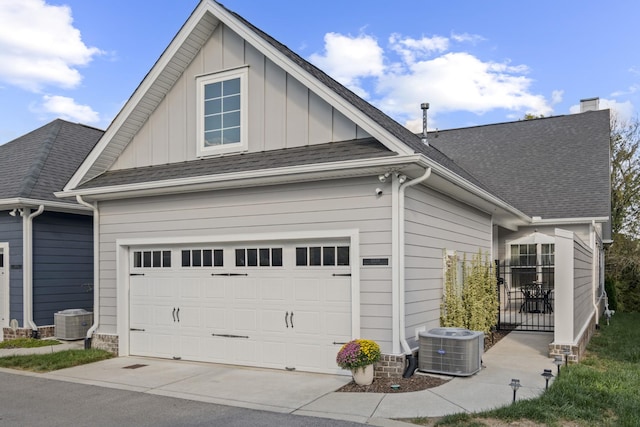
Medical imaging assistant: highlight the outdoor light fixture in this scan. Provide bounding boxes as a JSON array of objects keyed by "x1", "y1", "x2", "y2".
[
  {"x1": 563, "y1": 349, "x2": 572, "y2": 367},
  {"x1": 553, "y1": 355, "x2": 563, "y2": 377},
  {"x1": 378, "y1": 172, "x2": 390, "y2": 183},
  {"x1": 541, "y1": 369, "x2": 554, "y2": 390},
  {"x1": 509, "y1": 378, "x2": 521, "y2": 403},
  {"x1": 397, "y1": 174, "x2": 407, "y2": 184}
]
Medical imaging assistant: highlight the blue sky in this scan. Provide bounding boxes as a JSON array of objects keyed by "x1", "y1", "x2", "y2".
[{"x1": 1, "y1": 0, "x2": 638, "y2": 144}]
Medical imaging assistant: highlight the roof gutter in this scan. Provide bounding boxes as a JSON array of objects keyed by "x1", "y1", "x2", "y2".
[
  {"x1": 76, "y1": 195, "x2": 100, "y2": 345},
  {"x1": 22, "y1": 205, "x2": 44, "y2": 330},
  {"x1": 0, "y1": 198, "x2": 92, "y2": 214}
]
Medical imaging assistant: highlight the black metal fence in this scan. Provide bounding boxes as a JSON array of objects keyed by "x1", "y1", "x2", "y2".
[{"x1": 495, "y1": 260, "x2": 555, "y2": 332}]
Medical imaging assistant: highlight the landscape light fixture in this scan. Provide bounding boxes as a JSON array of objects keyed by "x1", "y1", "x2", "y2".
[
  {"x1": 509, "y1": 378, "x2": 521, "y2": 403},
  {"x1": 541, "y1": 369, "x2": 554, "y2": 390},
  {"x1": 563, "y1": 349, "x2": 572, "y2": 367},
  {"x1": 553, "y1": 355, "x2": 563, "y2": 377}
]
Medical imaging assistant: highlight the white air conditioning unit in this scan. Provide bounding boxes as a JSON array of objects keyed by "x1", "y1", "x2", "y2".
[
  {"x1": 54, "y1": 309, "x2": 93, "y2": 340},
  {"x1": 418, "y1": 327, "x2": 484, "y2": 376}
]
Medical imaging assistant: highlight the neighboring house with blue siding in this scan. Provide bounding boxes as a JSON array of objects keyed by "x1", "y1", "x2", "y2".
[{"x1": 0, "y1": 119, "x2": 103, "y2": 339}]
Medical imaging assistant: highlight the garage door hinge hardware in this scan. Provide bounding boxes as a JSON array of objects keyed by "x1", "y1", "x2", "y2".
[
  {"x1": 211, "y1": 273, "x2": 249, "y2": 276},
  {"x1": 211, "y1": 333, "x2": 249, "y2": 339},
  {"x1": 130, "y1": 273, "x2": 145, "y2": 276},
  {"x1": 333, "y1": 342, "x2": 347, "y2": 345},
  {"x1": 130, "y1": 328, "x2": 145, "y2": 332},
  {"x1": 332, "y1": 273, "x2": 351, "y2": 277}
]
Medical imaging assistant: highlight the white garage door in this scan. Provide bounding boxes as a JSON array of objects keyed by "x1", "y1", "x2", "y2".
[{"x1": 129, "y1": 241, "x2": 352, "y2": 374}]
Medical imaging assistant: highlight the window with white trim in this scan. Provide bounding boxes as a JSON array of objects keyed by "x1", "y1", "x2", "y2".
[
  {"x1": 235, "y1": 248, "x2": 283, "y2": 267},
  {"x1": 296, "y1": 246, "x2": 350, "y2": 266},
  {"x1": 197, "y1": 67, "x2": 248, "y2": 157},
  {"x1": 181, "y1": 249, "x2": 223, "y2": 267},
  {"x1": 133, "y1": 250, "x2": 171, "y2": 268}
]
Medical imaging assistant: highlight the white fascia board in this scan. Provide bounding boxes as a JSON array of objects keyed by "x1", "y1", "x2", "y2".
[
  {"x1": 57, "y1": 155, "x2": 421, "y2": 200},
  {"x1": 0, "y1": 198, "x2": 92, "y2": 215},
  {"x1": 65, "y1": 2, "x2": 217, "y2": 191},
  {"x1": 532, "y1": 216, "x2": 610, "y2": 225},
  {"x1": 205, "y1": 2, "x2": 415, "y2": 157}
]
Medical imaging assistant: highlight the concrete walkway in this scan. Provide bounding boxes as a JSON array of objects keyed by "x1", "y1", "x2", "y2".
[{"x1": 1, "y1": 332, "x2": 555, "y2": 425}]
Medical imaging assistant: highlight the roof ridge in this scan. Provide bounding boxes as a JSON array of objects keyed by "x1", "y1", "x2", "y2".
[{"x1": 18, "y1": 119, "x2": 63, "y2": 198}]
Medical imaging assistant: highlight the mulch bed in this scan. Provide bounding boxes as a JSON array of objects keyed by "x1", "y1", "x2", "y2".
[{"x1": 336, "y1": 330, "x2": 510, "y2": 393}]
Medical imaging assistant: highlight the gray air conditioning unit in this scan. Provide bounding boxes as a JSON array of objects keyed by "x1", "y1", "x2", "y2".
[
  {"x1": 418, "y1": 327, "x2": 484, "y2": 376},
  {"x1": 54, "y1": 309, "x2": 93, "y2": 340}
]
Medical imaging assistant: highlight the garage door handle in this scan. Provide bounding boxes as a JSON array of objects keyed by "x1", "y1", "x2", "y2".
[
  {"x1": 172, "y1": 307, "x2": 176, "y2": 322},
  {"x1": 211, "y1": 273, "x2": 249, "y2": 276},
  {"x1": 176, "y1": 307, "x2": 180, "y2": 322},
  {"x1": 285, "y1": 311, "x2": 289, "y2": 328},
  {"x1": 290, "y1": 312, "x2": 294, "y2": 328}
]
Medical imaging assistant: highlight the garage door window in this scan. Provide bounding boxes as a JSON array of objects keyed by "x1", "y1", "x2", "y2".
[
  {"x1": 182, "y1": 249, "x2": 223, "y2": 267},
  {"x1": 296, "y1": 246, "x2": 349, "y2": 266},
  {"x1": 133, "y1": 250, "x2": 171, "y2": 268},
  {"x1": 235, "y1": 248, "x2": 283, "y2": 267}
]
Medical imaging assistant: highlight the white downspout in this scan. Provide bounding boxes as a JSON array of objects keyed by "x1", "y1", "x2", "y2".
[
  {"x1": 76, "y1": 195, "x2": 100, "y2": 343},
  {"x1": 397, "y1": 168, "x2": 432, "y2": 354},
  {"x1": 22, "y1": 205, "x2": 44, "y2": 330},
  {"x1": 591, "y1": 220, "x2": 605, "y2": 324}
]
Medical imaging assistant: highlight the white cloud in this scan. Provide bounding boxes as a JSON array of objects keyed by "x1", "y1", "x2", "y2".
[
  {"x1": 0, "y1": 0, "x2": 103, "y2": 92},
  {"x1": 309, "y1": 31, "x2": 553, "y2": 129},
  {"x1": 569, "y1": 98, "x2": 635, "y2": 122},
  {"x1": 389, "y1": 33, "x2": 448, "y2": 65},
  {"x1": 309, "y1": 32, "x2": 384, "y2": 97},
  {"x1": 36, "y1": 95, "x2": 100, "y2": 123}
]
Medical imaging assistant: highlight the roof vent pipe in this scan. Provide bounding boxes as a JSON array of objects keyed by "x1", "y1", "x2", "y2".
[{"x1": 421, "y1": 103, "x2": 430, "y2": 146}]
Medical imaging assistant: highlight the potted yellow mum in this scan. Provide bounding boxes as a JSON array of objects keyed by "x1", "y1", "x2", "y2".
[{"x1": 336, "y1": 339, "x2": 381, "y2": 385}]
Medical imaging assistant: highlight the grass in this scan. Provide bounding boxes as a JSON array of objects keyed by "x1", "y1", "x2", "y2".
[
  {"x1": 410, "y1": 312, "x2": 640, "y2": 427},
  {"x1": 0, "y1": 348, "x2": 114, "y2": 372},
  {"x1": 0, "y1": 337, "x2": 61, "y2": 348}
]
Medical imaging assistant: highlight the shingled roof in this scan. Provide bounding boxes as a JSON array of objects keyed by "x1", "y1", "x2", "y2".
[
  {"x1": 78, "y1": 138, "x2": 396, "y2": 189},
  {"x1": 428, "y1": 109, "x2": 611, "y2": 220},
  {"x1": 0, "y1": 119, "x2": 103, "y2": 205}
]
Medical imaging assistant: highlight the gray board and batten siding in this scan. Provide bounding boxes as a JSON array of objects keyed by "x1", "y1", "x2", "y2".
[{"x1": 110, "y1": 22, "x2": 371, "y2": 171}]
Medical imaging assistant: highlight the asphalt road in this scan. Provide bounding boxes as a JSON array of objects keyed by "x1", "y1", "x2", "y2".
[{"x1": 0, "y1": 371, "x2": 366, "y2": 427}]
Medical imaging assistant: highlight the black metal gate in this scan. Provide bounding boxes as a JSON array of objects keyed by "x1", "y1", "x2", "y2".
[{"x1": 495, "y1": 260, "x2": 554, "y2": 332}]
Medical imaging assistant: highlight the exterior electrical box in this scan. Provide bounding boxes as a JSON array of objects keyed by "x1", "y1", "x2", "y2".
[
  {"x1": 418, "y1": 327, "x2": 484, "y2": 376},
  {"x1": 54, "y1": 309, "x2": 93, "y2": 340}
]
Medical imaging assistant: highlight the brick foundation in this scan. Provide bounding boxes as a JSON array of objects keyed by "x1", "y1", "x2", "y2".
[
  {"x1": 549, "y1": 314, "x2": 597, "y2": 363},
  {"x1": 90, "y1": 333, "x2": 119, "y2": 355},
  {"x1": 2, "y1": 325, "x2": 55, "y2": 340},
  {"x1": 374, "y1": 353, "x2": 406, "y2": 378}
]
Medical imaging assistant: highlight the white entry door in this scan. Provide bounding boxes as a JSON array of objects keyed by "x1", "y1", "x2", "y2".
[{"x1": 128, "y1": 242, "x2": 352, "y2": 374}]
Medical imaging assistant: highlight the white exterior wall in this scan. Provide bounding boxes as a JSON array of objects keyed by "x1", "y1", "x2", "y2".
[
  {"x1": 96, "y1": 177, "x2": 398, "y2": 350},
  {"x1": 498, "y1": 223, "x2": 592, "y2": 261},
  {"x1": 573, "y1": 237, "x2": 594, "y2": 338},
  {"x1": 111, "y1": 23, "x2": 369, "y2": 170},
  {"x1": 403, "y1": 185, "x2": 492, "y2": 343}
]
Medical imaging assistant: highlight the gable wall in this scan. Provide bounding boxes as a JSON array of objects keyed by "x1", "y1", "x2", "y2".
[
  {"x1": 111, "y1": 23, "x2": 369, "y2": 171},
  {"x1": 32, "y1": 212, "x2": 93, "y2": 325},
  {"x1": 497, "y1": 224, "x2": 591, "y2": 261},
  {"x1": 96, "y1": 176, "x2": 396, "y2": 351},
  {"x1": 403, "y1": 185, "x2": 492, "y2": 343},
  {"x1": 0, "y1": 213, "x2": 23, "y2": 325}
]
